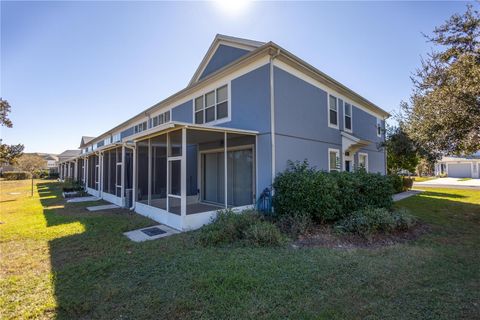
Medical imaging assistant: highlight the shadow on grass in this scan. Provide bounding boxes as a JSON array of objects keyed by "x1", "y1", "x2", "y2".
[
  {"x1": 37, "y1": 182, "x2": 157, "y2": 319},
  {"x1": 415, "y1": 191, "x2": 467, "y2": 199}
]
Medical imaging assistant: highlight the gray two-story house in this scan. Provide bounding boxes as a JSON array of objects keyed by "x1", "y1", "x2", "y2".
[{"x1": 58, "y1": 34, "x2": 389, "y2": 230}]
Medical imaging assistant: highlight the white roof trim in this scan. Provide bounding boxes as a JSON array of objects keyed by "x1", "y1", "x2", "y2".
[{"x1": 188, "y1": 34, "x2": 264, "y2": 86}]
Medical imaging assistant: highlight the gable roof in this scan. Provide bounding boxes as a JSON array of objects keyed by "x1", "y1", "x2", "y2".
[
  {"x1": 58, "y1": 149, "x2": 81, "y2": 159},
  {"x1": 189, "y1": 34, "x2": 265, "y2": 86},
  {"x1": 84, "y1": 35, "x2": 390, "y2": 148},
  {"x1": 80, "y1": 136, "x2": 95, "y2": 148}
]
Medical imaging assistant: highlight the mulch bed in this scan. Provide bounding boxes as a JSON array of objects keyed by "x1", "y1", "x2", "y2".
[{"x1": 293, "y1": 222, "x2": 431, "y2": 249}]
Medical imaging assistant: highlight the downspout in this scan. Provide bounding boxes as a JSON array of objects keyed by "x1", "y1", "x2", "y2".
[
  {"x1": 124, "y1": 143, "x2": 136, "y2": 210},
  {"x1": 270, "y1": 48, "x2": 281, "y2": 186}
]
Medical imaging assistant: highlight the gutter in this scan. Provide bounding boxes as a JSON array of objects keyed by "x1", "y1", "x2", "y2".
[{"x1": 270, "y1": 48, "x2": 280, "y2": 185}]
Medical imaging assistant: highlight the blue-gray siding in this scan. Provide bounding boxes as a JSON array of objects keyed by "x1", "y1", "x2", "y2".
[
  {"x1": 172, "y1": 100, "x2": 193, "y2": 123},
  {"x1": 199, "y1": 45, "x2": 250, "y2": 81}
]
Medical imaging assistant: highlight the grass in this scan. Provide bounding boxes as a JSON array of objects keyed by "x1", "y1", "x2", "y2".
[
  {"x1": 1, "y1": 180, "x2": 479, "y2": 319},
  {"x1": 458, "y1": 178, "x2": 472, "y2": 181},
  {"x1": 413, "y1": 176, "x2": 437, "y2": 182}
]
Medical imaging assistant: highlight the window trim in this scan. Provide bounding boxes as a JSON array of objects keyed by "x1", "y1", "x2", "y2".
[
  {"x1": 328, "y1": 148, "x2": 341, "y2": 172},
  {"x1": 193, "y1": 82, "x2": 231, "y2": 126},
  {"x1": 343, "y1": 102, "x2": 353, "y2": 133},
  {"x1": 328, "y1": 95, "x2": 339, "y2": 129},
  {"x1": 358, "y1": 152, "x2": 369, "y2": 172}
]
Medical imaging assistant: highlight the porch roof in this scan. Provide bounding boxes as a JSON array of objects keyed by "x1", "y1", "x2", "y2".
[
  {"x1": 341, "y1": 131, "x2": 371, "y2": 154},
  {"x1": 125, "y1": 121, "x2": 259, "y2": 143}
]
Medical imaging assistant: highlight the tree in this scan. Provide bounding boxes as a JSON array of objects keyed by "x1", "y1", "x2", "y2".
[
  {"x1": 402, "y1": 5, "x2": 480, "y2": 157},
  {"x1": 0, "y1": 98, "x2": 24, "y2": 165},
  {"x1": 16, "y1": 154, "x2": 46, "y2": 196},
  {"x1": 382, "y1": 124, "x2": 419, "y2": 175}
]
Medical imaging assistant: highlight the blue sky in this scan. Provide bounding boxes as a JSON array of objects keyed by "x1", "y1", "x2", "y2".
[{"x1": 1, "y1": 1, "x2": 472, "y2": 154}]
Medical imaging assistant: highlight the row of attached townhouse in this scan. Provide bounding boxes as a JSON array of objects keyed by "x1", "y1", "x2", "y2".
[{"x1": 58, "y1": 34, "x2": 390, "y2": 231}]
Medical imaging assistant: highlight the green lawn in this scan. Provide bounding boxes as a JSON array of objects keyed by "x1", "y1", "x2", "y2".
[
  {"x1": 1, "y1": 180, "x2": 479, "y2": 319},
  {"x1": 413, "y1": 176, "x2": 437, "y2": 182}
]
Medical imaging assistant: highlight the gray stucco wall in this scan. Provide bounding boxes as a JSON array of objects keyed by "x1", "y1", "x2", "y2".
[
  {"x1": 172, "y1": 100, "x2": 193, "y2": 123},
  {"x1": 199, "y1": 45, "x2": 250, "y2": 80}
]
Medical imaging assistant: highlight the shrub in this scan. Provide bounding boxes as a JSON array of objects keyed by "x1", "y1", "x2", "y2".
[
  {"x1": 389, "y1": 174, "x2": 403, "y2": 193},
  {"x1": 273, "y1": 161, "x2": 394, "y2": 222},
  {"x1": 49, "y1": 172, "x2": 59, "y2": 179},
  {"x1": 276, "y1": 212, "x2": 312, "y2": 239},
  {"x1": 403, "y1": 177, "x2": 414, "y2": 191},
  {"x1": 33, "y1": 169, "x2": 49, "y2": 179},
  {"x1": 243, "y1": 221, "x2": 286, "y2": 246},
  {"x1": 272, "y1": 160, "x2": 341, "y2": 223},
  {"x1": 335, "y1": 207, "x2": 417, "y2": 238},
  {"x1": 197, "y1": 209, "x2": 261, "y2": 246},
  {"x1": 2, "y1": 171, "x2": 32, "y2": 180},
  {"x1": 62, "y1": 180, "x2": 84, "y2": 192}
]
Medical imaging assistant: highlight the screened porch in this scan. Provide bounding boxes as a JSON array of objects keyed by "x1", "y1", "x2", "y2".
[{"x1": 133, "y1": 125, "x2": 257, "y2": 230}]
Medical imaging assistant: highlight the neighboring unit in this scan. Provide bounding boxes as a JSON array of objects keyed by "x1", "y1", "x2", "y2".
[
  {"x1": 435, "y1": 152, "x2": 480, "y2": 178},
  {"x1": 58, "y1": 34, "x2": 390, "y2": 231}
]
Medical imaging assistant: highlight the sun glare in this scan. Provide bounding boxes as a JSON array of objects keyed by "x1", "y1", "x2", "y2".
[{"x1": 215, "y1": 0, "x2": 251, "y2": 16}]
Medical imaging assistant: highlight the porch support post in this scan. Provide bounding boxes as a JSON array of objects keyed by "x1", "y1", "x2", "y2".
[
  {"x1": 121, "y1": 145, "x2": 125, "y2": 205},
  {"x1": 181, "y1": 128, "x2": 187, "y2": 220},
  {"x1": 147, "y1": 139, "x2": 151, "y2": 205},
  {"x1": 224, "y1": 131, "x2": 227, "y2": 209},
  {"x1": 74, "y1": 160, "x2": 78, "y2": 181},
  {"x1": 99, "y1": 152, "x2": 103, "y2": 196},
  {"x1": 85, "y1": 158, "x2": 88, "y2": 188},
  {"x1": 132, "y1": 142, "x2": 137, "y2": 208}
]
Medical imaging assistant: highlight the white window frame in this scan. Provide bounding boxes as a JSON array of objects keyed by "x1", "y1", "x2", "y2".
[
  {"x1": 376, "y1": 118, "x2": 382, "y2": 137},
  {"x1": 328, "y1": 95, "x2": 339, "y2": 129},
  {"x1": 112, "y1": 133, "x2": 121, "y2": 143},
  {"x1": 193, "y1": 82, "x2": 231, "y2": 126},
  {"x1": 358, "y1": 152, "x2": 369, "y2": 172},
  {"x1": 328, "y1": 148, "x2": 340, "y2": 172},
  {"x1": 344, "y1": 102, "x2": 353, "y2": 133},
  {"x1": 134, "y1": 121, "x2": 147, "y2": 134},
  {"x1": 151, "y1": 110, "x2": 171, "y2": 128}
]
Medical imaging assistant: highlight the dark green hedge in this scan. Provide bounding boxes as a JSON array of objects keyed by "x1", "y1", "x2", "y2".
[
  {"x1": 2, "y1": 171, "x2": 32, "y2": 180},
  {"x1": 272, "y1": 161, "x2": 394, "y2": 223}
]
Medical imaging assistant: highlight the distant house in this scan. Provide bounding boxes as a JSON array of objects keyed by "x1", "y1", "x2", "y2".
[
  {"x1": 435, "y1": 152, "x2": 480, "y2": 178},
  {"x1": 0, "y1": 152, "x2": 59, "y2": 173},
  {"x1": 58, "y1": 34, "x2": 390, "y2": 231}
]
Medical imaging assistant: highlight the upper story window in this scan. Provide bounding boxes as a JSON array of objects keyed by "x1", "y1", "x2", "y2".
[
  {"x1": 195, "y1": 84, "x2": 228, "y2": 124},
  {"x1": 104, "y1": 137, "x2": 112, "y2": 146},
  {"x1": 152, "y1": 110, "x2": 171, "y2": 127},
  {"x1": 134, "y1": 121, "x2": 148, "y2": 134},
  {"x1": 344, "y1": 103, "x2": 352, "y2": 132},
  {"x1": 328, "y1": 95, "x2": 338, "y2": 128},
  {"x1": 112, "y1": 133, "x2": 121, "y2": 143},
  {"x1": 328, "y1": 148, "x2": 340, "y2": 172},
  {"x1": 376, "y1": 118, "x2": 382, "y2": 137}
]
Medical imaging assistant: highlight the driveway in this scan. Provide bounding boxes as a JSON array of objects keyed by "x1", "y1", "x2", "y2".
[{"x1": 414, "y1": 177, "x2": 480, "y2": 189}]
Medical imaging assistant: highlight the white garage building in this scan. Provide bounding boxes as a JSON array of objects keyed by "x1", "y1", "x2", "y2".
[{"x1": 435, "y1": 153, "x2": 480, "y2": 178}]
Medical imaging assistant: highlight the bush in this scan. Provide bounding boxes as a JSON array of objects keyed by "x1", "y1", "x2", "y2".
[
  {"x1": 403, "y1": 177, "x2": 414, "y2": 190},
  {"x1": 243, "y1": 221, "x2": 286, "y2": 246},
  {"x1": 2, "y1": 171, "x2": 32, "y2": 180},
  {"x1": 335, "y1": 207, "x2": 417, "y2": 238},
  {"x1": 273, "y1": 161, "x2": 394, "y2": 223},
  {"x1": 198, "y1": 209, "x2": 286, "y2": 247},
  {"x1": 388, "y1": 174, "x2": 404, "y2": 193},
  {"x1": 276, "y1": 212, "x2": 312, "y2": 239},
  {"x1": 33, "y1": 169, "x2": 49, "y2": 179},
  {"x1": 62, "y1": 179, "x2": 84, "y2": 192},
  {"x1": 49, "y1": 172, "x2": 59, "y2": 179}
]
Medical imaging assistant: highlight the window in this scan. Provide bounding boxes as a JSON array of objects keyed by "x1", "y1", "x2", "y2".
[
  {"x1": 328, "y1": 95, "x2": 338, "y2": 128},
  {"x1": 112, "y1": 133, "x2": 121, "y2": 143},
  {"x1": 152, "y1": 110, "x2": 171, "y2": 128},
  {"x1": 104, "y1": 137, "x2": 112, "y2": 146},
  {"x1": 328, "y1": 148, "x2": 340, "y2": 172},
  {"x1": 376, "y1": 118, "x2": 382, "y2": 137},
  {"x1": 358, "y1": 153, "x2": 368, "y2": 172},
  {"x1": 134, "y1": 121, "x2": 148, "y2": 134},
  {"x1": 344, "y1": 103, "x2": 352, "y2": 132},
  {"x1": 195, "y1": 84, "x2": 229, "y2": 124}
]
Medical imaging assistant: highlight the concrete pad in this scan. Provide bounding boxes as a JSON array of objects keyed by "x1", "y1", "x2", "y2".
[
  {"x1": 124, "y1": 224, "x2": 180, "y2": 242},
  {"x1": 67, "y1": 196, "x2": 99, "y2": 203},
  {"x1": 86, "y1": 204, "x2": 119, "y2": 211},
  {"x1": 393, "y1": 190, "x2": 423, "y2": 202}
]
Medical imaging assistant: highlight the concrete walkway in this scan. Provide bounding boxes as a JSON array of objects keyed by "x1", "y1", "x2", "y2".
[
  {"x1": 86, "y1": 204, "x2": 119, "y2": 211},
  {"x1": 67, "y1": 196, "x2": 100, "y2": 203},
  {"x1": 414, "y1": 177, "x2": 480, "y2": 189},
  {"x1": 393, "y1": 190, "x2": 423, "y2": 202}
]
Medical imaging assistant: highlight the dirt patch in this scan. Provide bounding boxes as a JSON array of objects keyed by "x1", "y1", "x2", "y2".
[{"x1": 294, "y1": 222, "x2": 430, "y2": 249}]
